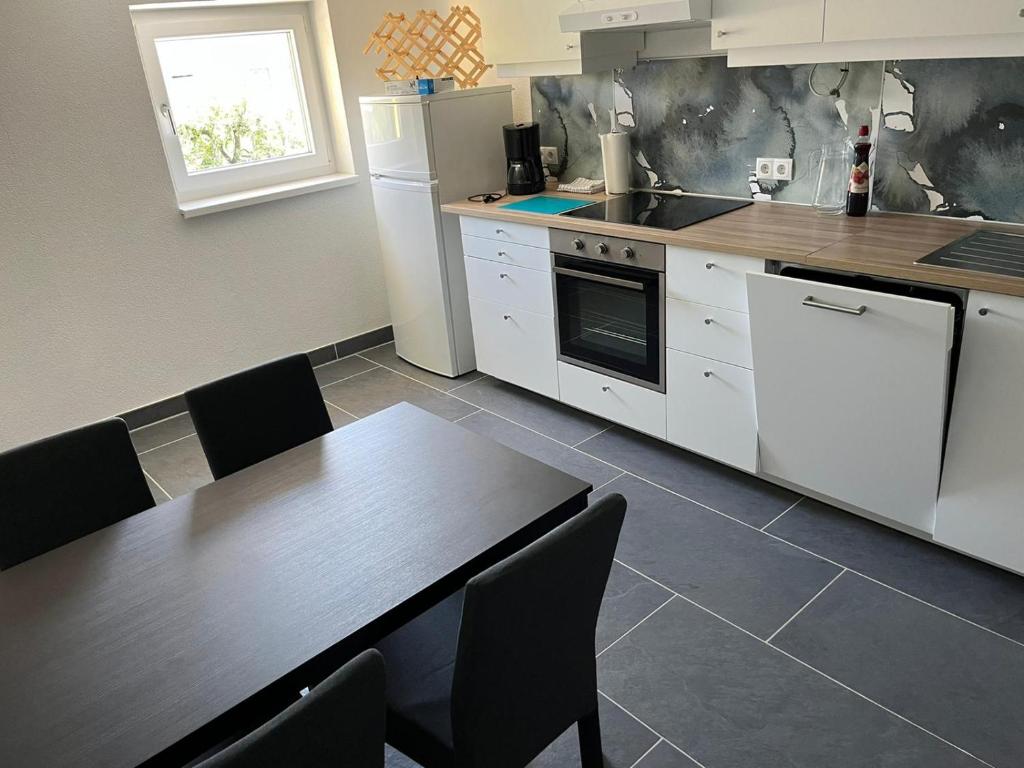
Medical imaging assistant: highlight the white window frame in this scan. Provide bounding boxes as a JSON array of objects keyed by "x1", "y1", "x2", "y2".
[{"x1": 131, "y1": 1, "x2": 355, "y2": 216}]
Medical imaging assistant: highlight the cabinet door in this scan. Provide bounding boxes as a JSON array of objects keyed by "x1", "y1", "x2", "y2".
[
  {"x1": 469, "y1": 297, "x2": 559, "y2": 399},
  {"x1": 747, "y1": 273, "x2": 954, "y2": 533},
  {"x1": 712, "y1": 0, "x2": 825, "y2": 50},
  {"x1": 935, "y1": 293, "x2": 1024, "y2": 574},
  {"x1": 667, "y1": 350, "x2": 758, "y2": 472},
  {"x1": 824, "y1": 0, "x2": 1024, "y2": 42},
  {"x1": 474, "y1": 0, "x2": 579, "y2": 66}
]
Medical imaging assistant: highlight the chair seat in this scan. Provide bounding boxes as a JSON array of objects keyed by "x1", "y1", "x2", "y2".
[{"x1": 377, "y1": 589, "x2": 465, "y2": 766}]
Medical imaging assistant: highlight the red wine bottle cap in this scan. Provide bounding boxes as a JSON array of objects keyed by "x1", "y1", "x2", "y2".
[{"x1": 858, "y1": 125, "x2": 870, "y2": 136}]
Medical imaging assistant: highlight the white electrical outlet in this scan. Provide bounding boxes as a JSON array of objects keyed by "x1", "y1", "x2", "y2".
[
  {"x1": 540, "y1": 146, "x2": 560, "y2": 166},
  {"x1": 756, "y1": 157, "x2": 773, "y2": 181},
  {"x1": 773, "y1": 158, "x2": 794, "y2": 181}
]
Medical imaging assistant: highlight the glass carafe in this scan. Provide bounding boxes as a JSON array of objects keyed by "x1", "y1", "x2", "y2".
[{"x1": 813, "y1": 141, "x2": 852, "y2": 215}]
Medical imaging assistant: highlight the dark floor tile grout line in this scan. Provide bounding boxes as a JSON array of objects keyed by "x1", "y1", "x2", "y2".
[
  {"x1": 311, "y1": 357, "x2": 1024, "y2": 654},
  {"x1": 573, "y1": 426, "x2": 609, "y2": 448},
  {"x1": 136, "y1": 431, "x2": 197, "y2": 457},
  {"x1": 611, "y1": 559, "x2": 995, "y2": 768},
  {"x1": 452, "y1": 409, "x2": 482, "y2": 423},
  {"x1": 597, "y1": 595, "x2": 676, "y2": 659},
  {"x1": 760, "y1": 497, "x2": 804, "y2": 531},
  {"x1": 447, "y1": 374, "x2": 490, "y2": 393},
  {"x1": 598, "y1": 690, "x2": 710, "y2": 768},
  {"x1": 325, "y1": 401, "x2": 360, "y2": 421},
  {"x1": 591, "y1": 472, "x2": 626, "y2": 495},
  {"x1": 141, "y1": 468, "x2": 172, "y2": 502},
  {"x1": 628, "y1": 737, "x2": 664, "y2": 768},
  {"x1": 765, "y1": 568, "x2": 847, "y2": 644},
  {"x1": 318, "y1": 364, "x2": 380, "y2": 391}
]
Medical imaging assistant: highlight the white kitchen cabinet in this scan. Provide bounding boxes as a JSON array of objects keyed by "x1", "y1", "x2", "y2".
[
  {"x1": 469, "y1": 297, "x2": 558, "y2": 399},
  {"x1": 824, "y1": 0, "x2": 1024, "y2": 43},
  {"x1": 459, "y1": 216, "x2": 550, "y2": 251},
  {"x1": 558, "y1": 362, "x2": 666, "y2": 439},
  {"x1": 667, "y1": 349, "x2": 758, "y2": 472},
  {"x1": 747, "y1": 273, "x2": 955, "y2": 533},
  {"x1": 666, "y1": 247, "x2": 764, "y2": 313},
  {"x1": 711, "y1": 0, "x2": 825, "y2": 50},
  {"x1": 934, "y1": 293, "x2": 1024, "y2": 575},
  {"x1": 666, "y1": 297, "x2": 752, "y2": 369},
  {"x1": 472, "y1": 0, "x2": 641, "y2": 77},
  {"x1": 465, "y1": 257, "x2": 554, "y2": 316},
  {"x1": 461, "y1": 235, "x2": 551, "y2": 272}
]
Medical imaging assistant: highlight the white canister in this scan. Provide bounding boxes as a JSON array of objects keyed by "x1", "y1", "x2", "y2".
[{"x1": 600, "y1": 131, "x2": 631, "y2": 195}]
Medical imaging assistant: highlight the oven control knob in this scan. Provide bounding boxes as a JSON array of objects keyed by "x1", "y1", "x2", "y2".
[
  {"x1": 596, "y1": 242, "x2": 610, "y2": 255},
  {"x1": 571, "y1": 238, "x2": 585, "y2": 251},
  {"x1": 621, "y1": 246, "x2": 636, "y2": 259}
]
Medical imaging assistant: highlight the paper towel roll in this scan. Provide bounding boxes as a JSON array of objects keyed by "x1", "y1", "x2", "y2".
[{"x1": 600, "y1": 131, "x2": 631, "y2": 195}]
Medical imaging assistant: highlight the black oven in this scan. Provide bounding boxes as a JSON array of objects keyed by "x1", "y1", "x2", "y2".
[{"x1": 551, "y1": 230, "x2": 666, "y2": 392}]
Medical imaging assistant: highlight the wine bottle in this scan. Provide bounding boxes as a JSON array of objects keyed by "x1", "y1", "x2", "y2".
[{"x1": 846, "y1": 125, "x2": 871, "y2": 217}]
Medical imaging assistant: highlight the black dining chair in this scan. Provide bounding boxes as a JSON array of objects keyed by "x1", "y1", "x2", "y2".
[
  {"x1": 185, "y1": 354, "x2": 333, "y2": 480},
  {"x1": 377, "y1": 493, "x2": 627, "y2": 768},
  {"x1": 0, "y1": 418, "x2": 155, "y2": 570},
  {"x1": 196, "y1": 649, "x2": 386, "y2": 768}
]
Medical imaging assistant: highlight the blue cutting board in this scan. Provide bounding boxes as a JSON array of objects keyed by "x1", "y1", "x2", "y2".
[{"x1": 500, "y1": 196, "x2": 596, "y2": 215}]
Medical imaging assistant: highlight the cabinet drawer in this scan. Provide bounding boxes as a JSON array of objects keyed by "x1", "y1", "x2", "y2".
[
  {"x1": 558, "y1": 362, "x2": 666, "y2": 439},
  {"x1": 460, "y1": 216, "x2": 550, "y2": 250},
  {"x1": 666, "y1": 298, "x2": 752, "y2": 369},
  {"x1": 469, "y1": 297, "x2": 558, "y2": 399},
  {"x1": 461, "y1": 235, "x2": 551, "y2": 272},
  {"x1": 667, "y1": 350, "x2": 757, "y2": 473},
  {"x1": 466, "y1": 257, "x2": 553, "y2": 316},
  {"x1": 666, "y1": 247, "x2": 764, "y2": 312}
]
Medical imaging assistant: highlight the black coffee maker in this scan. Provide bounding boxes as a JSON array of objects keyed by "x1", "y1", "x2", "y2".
[{"x1": 503, "y1": 122, "x2": 546, "y2": 195}]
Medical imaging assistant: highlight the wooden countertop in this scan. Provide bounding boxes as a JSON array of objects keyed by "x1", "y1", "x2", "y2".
[{"x1": 442, "y1": 192, "x2": 1024, "y2": 298}]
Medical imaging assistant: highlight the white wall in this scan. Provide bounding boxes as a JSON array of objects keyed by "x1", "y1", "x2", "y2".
[{"x1": 0, "y1": 0, "x2": 529, "y2": 450}]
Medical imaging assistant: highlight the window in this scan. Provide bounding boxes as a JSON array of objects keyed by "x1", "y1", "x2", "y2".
[{"x1": 131, "y1": 1, "x2": 354, "y2": 215}]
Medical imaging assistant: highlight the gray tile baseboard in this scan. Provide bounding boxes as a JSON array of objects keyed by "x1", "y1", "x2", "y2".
[{"x1": 119, "y1": 325, "x2": 394, "y2": 430}]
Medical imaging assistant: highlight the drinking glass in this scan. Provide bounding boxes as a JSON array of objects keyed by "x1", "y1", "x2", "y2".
[{"x1": 813, "y1": 141, "x2": 852, "y2": 215}]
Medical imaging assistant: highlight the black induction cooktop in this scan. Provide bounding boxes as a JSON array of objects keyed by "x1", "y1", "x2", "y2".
[{"x1": 563, "y1": 192, "x2": 752, "y2": 230}]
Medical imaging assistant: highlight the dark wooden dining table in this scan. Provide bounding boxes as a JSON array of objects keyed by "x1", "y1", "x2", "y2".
[{"x1": 0, "y1": 402, "x2": 592, "y2": 768}]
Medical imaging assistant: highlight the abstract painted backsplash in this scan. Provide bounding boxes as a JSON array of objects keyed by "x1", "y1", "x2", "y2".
[{"x1": 532, "y1": 56, "x2": 1024, "y2": 224}]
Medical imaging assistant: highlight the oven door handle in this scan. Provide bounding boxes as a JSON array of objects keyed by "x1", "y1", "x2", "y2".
[{"x1": 553, "y1": 266, "x2": 645, "y2": 292}]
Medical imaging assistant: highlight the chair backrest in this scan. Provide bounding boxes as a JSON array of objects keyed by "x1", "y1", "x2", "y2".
[
  {"x1": 451, "y1": 493, "x2": 627, "y2": 768},
  {"x1": 0, "y1": 418, "x2": 155, "y2": 569},
  {"x1": 185, "y1": 354, "x2": 333, "y2": 479},
  {"x1": 197, "y1": 649, "x2": 386, "y2": 768}
]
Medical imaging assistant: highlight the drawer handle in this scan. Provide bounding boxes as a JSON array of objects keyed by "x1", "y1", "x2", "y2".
[
  {"x1": 496, "y1": 228, "x2": 506, "y2": 235},
  {"x1": 704, "y1": 317, "x2": 714, "y2": 325},
  {"x1": 503, "y1": 314, "x2": 512, "y2": 321},
  {"x1": 703, "y1": 370, "x2": 713, "y2": 378},
  {"x1": 716, "y1": 29, "x2": 728, "y2": 38},
  {"x1": 802, "y1": 296, "x2": 867, "y2": 316},
  {"x1": 979, "y1": 307, "x2": 990, "y2": 316},
  {"x1": 498, "y1": 251, "x2": 508, "y2": 257},
  {"x1": 499, "y1": 272, "x2": 509, "y2": 279},
  {"x1": 601, "y1": 385, "x2": 611, "y2": 392},
  {"x1": 705, "y1": 262, "x2": 715, "y2": 270}
]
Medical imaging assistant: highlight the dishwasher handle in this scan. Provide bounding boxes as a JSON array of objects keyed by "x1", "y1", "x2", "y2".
[{"x1": 802, "y1": 295, "x2": 867, "y2": 316}]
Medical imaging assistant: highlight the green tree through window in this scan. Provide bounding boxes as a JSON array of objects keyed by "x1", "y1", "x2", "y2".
[{"x1": 177, "y1": 100, "x2": 305, "y2": 172}]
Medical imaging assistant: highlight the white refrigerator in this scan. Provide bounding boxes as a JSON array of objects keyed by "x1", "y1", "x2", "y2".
[{"x1": 360, "y1": 86, "x2": 513, "y2": 377}]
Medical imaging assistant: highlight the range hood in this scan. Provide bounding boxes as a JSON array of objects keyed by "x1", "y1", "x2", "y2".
[{"x1": 559, "y1": 0, "x2": 711, "y2": 33}]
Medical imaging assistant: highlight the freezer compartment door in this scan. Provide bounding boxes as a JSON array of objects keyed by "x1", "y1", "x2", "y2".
[
  {"x1": 370, "y1": 176, "x2": 460, "y2": 376},
  {"x1": 361, "y1": 102, "x2": 435, "y2": 182}
]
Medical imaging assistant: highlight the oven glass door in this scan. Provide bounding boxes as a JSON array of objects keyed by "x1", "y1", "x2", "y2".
[{"x1": 554, "y1": 255, "x2": 663, "y2": 390}]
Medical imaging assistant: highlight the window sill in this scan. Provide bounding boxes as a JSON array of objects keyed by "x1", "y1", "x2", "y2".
[{"x1": 177, "y1": 173, "x2": 360, "y2": 218}]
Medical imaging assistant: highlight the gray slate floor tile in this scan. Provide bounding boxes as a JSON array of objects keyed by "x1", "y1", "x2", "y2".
[
  {"x1": 454, "y1": 378, "x2": 609, "y2": 446},
  {"x1": 326, "y1": 402, "x2": 357, "y2": 430},
  {"x1": 145, "y1": 474, "x2": 171, "y2": 504},
  {"x1": 578, "y1": 427, "x2": 799, "y2": 528},
  {"x1": 313, "y1": 355, "x2": 378, "y2": 387},
  {"x1": 138, "y1": 434, "x2": 213, "y2": 498},
  {"x1": 459, "y1": 411, "x2": 620, "y2": 490},
  {"x1": 385, "y1": 745, "x2": 420, "y2": 768},
  {"x1": 360, "y1": 343, "x2": 485, "y2": 392},
  {"x1": 634, "y1": 741, "x2": 701, "y2": 767},
  {"x1": 767, "y1": 497, "x2": 1024, "y2": 644},
  {"x1": 597, "y1": 598, "x2": 980, "y2": 768},
  {"x1": 320, "y1": 367, "x2": 475, "y2": 422},
  {"x1": 597, "y1": 563, "x2": 673, "y2": 654},
  {"x1": 130, "y1": 412, "x2": 195, "y2": 454},
  {"x1": 527, "y1": 694, "x2": 659, "y2": 768},
  {"x1": 607, "y1": 475, "x2": 840, "y2": 638},
  {"x1": 773, "y1": 571, "x2": 1024, "y2": 768}
]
